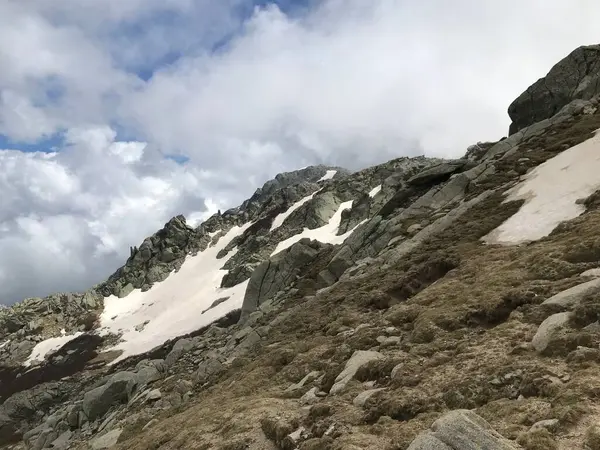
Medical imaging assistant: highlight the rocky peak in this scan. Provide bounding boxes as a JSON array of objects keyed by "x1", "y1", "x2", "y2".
[{"x1": 508, "y1": 44, "x2": 600, "y2": 134}]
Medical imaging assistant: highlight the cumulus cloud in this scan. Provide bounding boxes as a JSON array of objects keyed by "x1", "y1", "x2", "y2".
[
  {"x1": 3, "y1": 0, "x2": 600, "y2": 302},
  {"x1": 0, "y1": 128, "x2": 210, "y2": 303},
  {"x1": 125, "y1": 0, "x2": 600, "y2": 168}
]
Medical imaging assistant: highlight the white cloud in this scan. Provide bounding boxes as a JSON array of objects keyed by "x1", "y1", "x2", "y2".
[
  {"x1": 0, "y1": 127, "x2": 210, "y2": 302},
  {"x1": 123, "y1": 0, "x2": 600, "y2": 172},
  {"x1": 3, "y1": 0, "x2": 600, "y2": 302}
]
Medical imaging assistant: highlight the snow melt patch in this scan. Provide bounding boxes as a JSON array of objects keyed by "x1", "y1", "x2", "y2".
[
  {"x1": 483, "y1": 129, "x2": 600, "y2": 245},
  {"x1": 270, "y1": 191, "x2": 319, "y2": 231},
  {"x1": 318, "y1": 170, "x2": 337, "y2": 182},
  {"x1": 99, "y1": 222, "x2": 252, "y2": 364},
  {"x1": 368, "y1": 185, "x2": 382, "y2": 198},
  {"x1": 272, "y1": 200, "x2": 355, "y2": 256},
  {"x1": 24, "y1": 332, "x2": 83, "y2": 367}
]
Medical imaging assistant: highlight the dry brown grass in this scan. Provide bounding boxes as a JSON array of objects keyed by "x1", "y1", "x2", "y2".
[{"x1": 115, "y1": 112, "x2": 600, "y2": 450}]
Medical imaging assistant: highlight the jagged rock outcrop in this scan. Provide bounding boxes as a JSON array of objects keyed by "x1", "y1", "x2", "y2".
[
  {"x1": 98, "y1": 215, "x2": 207, "y2": 298},
  {"x1": 0, "y1": 291, "x2": 101, "y2": 342},
  {"x1": 318, "y1": 160, "x2": 484, "y2": 285},
  {"x1": 237, "y1": 164, "x2": 349, "y2": 215},
  {"x1": 508, "y1": 44, "x2": 600, "y2": 134}
]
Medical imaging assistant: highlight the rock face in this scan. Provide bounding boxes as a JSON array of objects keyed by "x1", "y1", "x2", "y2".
[
  {"x1": 508, "y1": 44, "x2": 600, "y2": 134},
  {"x1": 407, "y1": 410, "x2": 520, "y2": 450},
  {"x1": 99, "y1": 215, "x2": 206, "y2": 297},
  {"x1": 240, "y1": 239, "x2": 332, "y2": 321},
  {"x1": 238, "y1": 165, "x2": 349, "y2": 215}
]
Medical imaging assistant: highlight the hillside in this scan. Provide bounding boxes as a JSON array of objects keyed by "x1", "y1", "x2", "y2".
[{"x1": 3, "y1": 45, "x2": 600, "y2": 449}]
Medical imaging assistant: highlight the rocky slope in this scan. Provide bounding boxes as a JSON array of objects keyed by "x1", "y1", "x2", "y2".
[{"x1": 3, "y1": 45, "x2": 600, "y2": 449}]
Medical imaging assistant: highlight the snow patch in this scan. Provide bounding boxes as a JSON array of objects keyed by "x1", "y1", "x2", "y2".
[
  {"x1": 0, "y1": 340, "x2": 10, "y2": 349},
  {"x1": 272, "y1": 200, "x2": 355, "y2": 256},
  {"x1": 318, "y1": 170, "x2": 337, "y2": 182},
  {"x1": 99, "y1": 222, "x2": 252, "y2": 365},
  {"x1": 270, "y1": 191, "x2": 319, "y2": 231},
  {"x1": 24, "y1": 332, "x2": 83, "y2": 367},
  {"x1": 483, "y1": 130, "x2": 600, "y2": 245},
  {"x1": 368, "y1": 185, "x2": 382, "y2": 198}
]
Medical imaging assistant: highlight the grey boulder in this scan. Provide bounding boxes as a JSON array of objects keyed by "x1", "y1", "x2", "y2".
[
  {"x1": 83, "y1": 371, "x2": 137, "y2": 421},
  {"x1": 330, "y1": 350, "x2": 384, "y2": 395},
  {"x1": 194, "y1": 358, "x2": 225, "y2": 385},
  {"x1": 407, "y1": 410, "x2": 520, "y2": 449}
]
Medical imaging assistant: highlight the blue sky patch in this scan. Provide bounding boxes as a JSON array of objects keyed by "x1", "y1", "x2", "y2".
[
  {"x1": 0, "y1": 132, "x2": 65, "y2": 154},
  {"x1": 165, "y1": 154, "x2": 190, "y2": 164}
]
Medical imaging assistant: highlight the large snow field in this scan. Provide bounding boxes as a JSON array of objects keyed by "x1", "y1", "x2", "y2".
[
  {"x1": 483, "y1": 129, "x2": 600, "y2": 244},
  {"x1": 97, "y1": 222, "x2": 252, "y2": 364},
  {"x1": 25, "y1": 189, "x2": 365, "y2": 366}
]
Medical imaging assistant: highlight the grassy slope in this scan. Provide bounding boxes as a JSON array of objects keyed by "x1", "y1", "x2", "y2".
[{"x1": 111, "y1": 111, "x2": 600, "y2": 450}]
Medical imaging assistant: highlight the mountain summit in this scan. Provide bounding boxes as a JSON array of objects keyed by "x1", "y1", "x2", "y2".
[{"x1": 3, "y1": 45, "x2": 600, "y2": 449}]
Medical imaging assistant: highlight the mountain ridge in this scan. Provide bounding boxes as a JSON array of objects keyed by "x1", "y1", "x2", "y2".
[{"x1": 3, "y1": 44, "x2": 600, "y2": 449}]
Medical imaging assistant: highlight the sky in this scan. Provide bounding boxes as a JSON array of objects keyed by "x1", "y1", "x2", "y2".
[{"x1": 2, "y1": 0, "x2": 600, "y2": 304}]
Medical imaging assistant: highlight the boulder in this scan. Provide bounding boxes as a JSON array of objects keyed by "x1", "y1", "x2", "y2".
[
  {"x1": 82, "y1": 371, "x2": 136, "y2": 421},
  {"x1": 194, "y1": 358, "x2": 225, "y2": 385},
  {"x1": 91, "y1": 428, "x2": 122, "y2": 449},
  {"x1": 508, "y1": 45, "x2": 600, "y2": 134},
  {"x1": 407, "y1": 410, "x2": 520, "y2": 449},
  {"x1": 407, "y1": 161, "x2": 470, "y2": 186},
  {"x1": 300, "y1": 387, "x2": 320, "y2": 405},
  {"x1": 285, "y1": 371, "x2": 321, "y2": 396},
  {"x1": 542, "y1": 278, "x2": 600, "y2": 309},
  {"x1": 134, "y1": 360, "x2": 165, "y2": 388},
  {"x1": 50, "y1": 430, "x2": 72, "y2": 449},
  {"x1": 353, "y1": 389, "x2": 385, "y2": 408},
  {"x1": 165, "y1": 339, "x2": 195, "y2": 366},
  {"x1": 330, "y1": 351, "x2": 384, "y2": 394},
  {"x1": 530, "y1": 419, "x2": 559, "y2": 432},
  {"x1": 580, "y1": 268, "x2": 600, "y2": 278},
  {"x1": 29, "y1": 428, "x2": 57, "y2": 450},
  {"x1": 146, "y1": 389, "x2": 162, "y2": 401},
  {"x1": 531, "y1": 312, "x2": 572, "y2": 354},
  {"x1": 3, "y1": 382, "x2": 63, "y2": 422},
  {"x1": 230, "y1": 328, "x2": 262, "y2": 356}
]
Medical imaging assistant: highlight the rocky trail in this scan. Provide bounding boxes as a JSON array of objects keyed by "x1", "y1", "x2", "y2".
[{"x1": 4, "y1": 45, "x2": 600, "y2": 449}]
